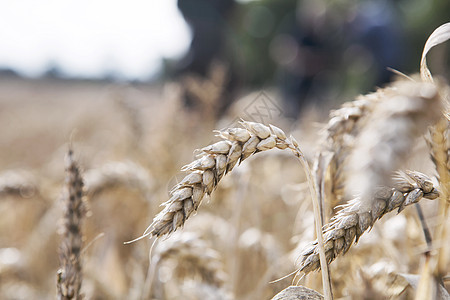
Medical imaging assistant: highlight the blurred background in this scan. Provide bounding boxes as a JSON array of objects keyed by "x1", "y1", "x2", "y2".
[
  {"x1": 0, "y1": 0, "x2": 449, "y2": 299},
  {"x1": 1, "y1": 0, "x2": 449, "y2": 115}
]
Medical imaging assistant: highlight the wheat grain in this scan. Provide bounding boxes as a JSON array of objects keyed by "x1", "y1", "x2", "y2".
[
  {"x1": 298, "y1": 171, "x2": 439, "y2": 274},
  {"x1": 147, "y1": 121, "x2": 302, "y2": 238},
  {"x1": 57, "y1": 149, "x2": 87, "y2": 300}
]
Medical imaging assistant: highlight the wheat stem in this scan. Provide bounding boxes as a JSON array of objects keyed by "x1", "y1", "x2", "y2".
[
  {"x1": 294, "y1": 147, "x2": 333, "y2": 299},
  {"x1": 414, "y1": 203, "x2": 432, "y2": 249}
]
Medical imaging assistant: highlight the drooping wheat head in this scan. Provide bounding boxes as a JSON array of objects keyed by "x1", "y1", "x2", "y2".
[
  {"x1": 298, "y1": 171, "x2": 439, "y2": 274},
  {"x1": 146, "y1": 120, "x2": 303, "y2": 238}
]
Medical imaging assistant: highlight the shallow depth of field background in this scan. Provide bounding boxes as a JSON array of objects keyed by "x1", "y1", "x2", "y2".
[{"x1": 0, "y1": 0, "x2": 449, "y2": 299}]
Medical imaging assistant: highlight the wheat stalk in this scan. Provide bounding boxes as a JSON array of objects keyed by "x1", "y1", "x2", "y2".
[
  {"x1": 146, "y1": 120, "x2": 302, "y2": 238},
  {"x1": 56, "y1": 149, "x2": 87, "y2": 300},
  {"x1": 298, "y1": 171, "x2": 439, "y2": 274}
]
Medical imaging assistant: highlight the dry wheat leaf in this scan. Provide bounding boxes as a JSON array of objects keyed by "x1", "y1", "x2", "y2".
[{"x1": 421, "y1": 22, "x2": 450, "y2": 82}]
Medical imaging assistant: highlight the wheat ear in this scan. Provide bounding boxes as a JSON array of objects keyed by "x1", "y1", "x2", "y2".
[
  {"x1": 298, "y1": 171, "x2": 439, "y2": 274},
  {"x1": 56, "y1": 149, "x2": 87, "y2": 300},
  {"x1": 147, "y1": 121, "x2": 301, "y2": 238},
  {"x1": 346, "y1": 80, "x2": 441, "y2": 211},
  {"x1": 315, "y1": 90, "x2": 380, "y2": 213}
]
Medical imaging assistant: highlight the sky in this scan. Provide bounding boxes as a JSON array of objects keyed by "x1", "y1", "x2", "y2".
[{"x1": 0, "y1": 0, "x2": 191, "y2": 80}]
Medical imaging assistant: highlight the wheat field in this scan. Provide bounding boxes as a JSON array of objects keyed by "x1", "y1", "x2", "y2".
[{"x1": 0, "y1": 24, "x2": 449, "y2": 300}]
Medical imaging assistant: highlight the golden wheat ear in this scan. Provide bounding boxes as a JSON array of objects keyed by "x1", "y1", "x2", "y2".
[
  {"x1": 146, "y1": 121, "x2": 301, "y2": 238},
  {"x1": 298, "y1": 170, "x2": 439, "y2": 274}
]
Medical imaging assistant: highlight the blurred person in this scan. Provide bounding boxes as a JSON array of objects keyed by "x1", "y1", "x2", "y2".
[
  {"x1": 274, "y1": 0, "x2": 406, "y2": 119},
  {"x1": 173, "y1": 0, "x2": 406, "y2": 121},
  {"x1": 346, "y1": 0, "x2": 405, "y2": 89},
  {"x1": 273, "y1": 0, "x2": 342, "y2": 119},
  {"x1": 175, "y1": 0, "x2": 237, "y2": 116},
  {"x1": 176, "y1": 0, "x2": 235, "y2": 76}
]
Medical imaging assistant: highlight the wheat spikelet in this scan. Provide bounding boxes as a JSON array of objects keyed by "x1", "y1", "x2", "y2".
[
  {"x1": 56, "y1": 149, "x2": 87, "y2": 300},
  {"x1": 147, "y1": 120, "x2": 302, "y2": 237},
  {"x1": 298, "y1": 171, "x2": 439, "y2": 274}
]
